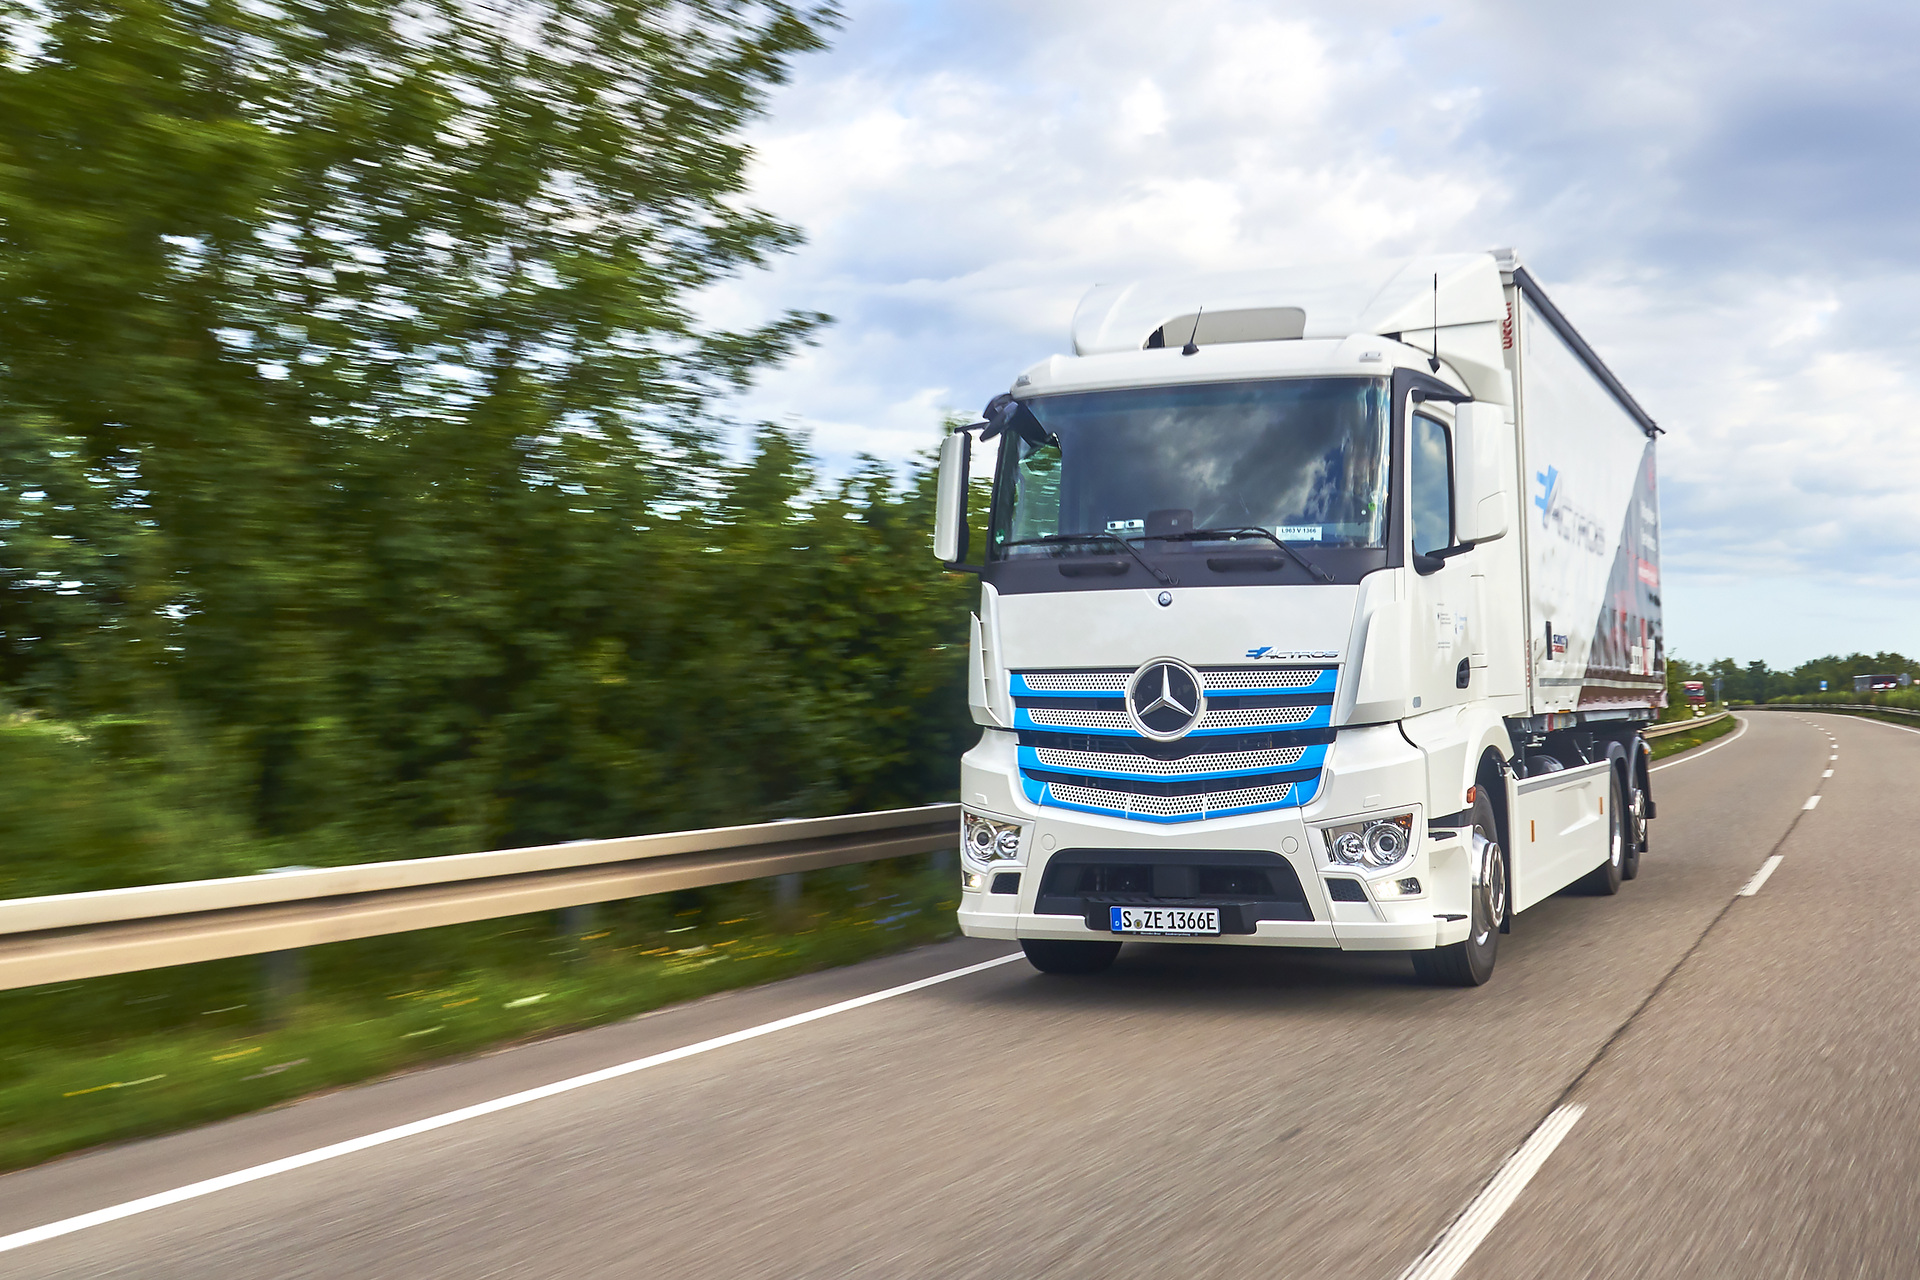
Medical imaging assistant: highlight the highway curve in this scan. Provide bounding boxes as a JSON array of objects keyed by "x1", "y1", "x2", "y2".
[{"x1": 3, "y1": 711, "x2": 1908, "y2": 1279}]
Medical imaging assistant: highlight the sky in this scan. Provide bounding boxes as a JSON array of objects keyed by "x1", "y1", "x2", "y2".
[{"x1": 701, "y1": 0, "x2": 1920, "y2": 668}]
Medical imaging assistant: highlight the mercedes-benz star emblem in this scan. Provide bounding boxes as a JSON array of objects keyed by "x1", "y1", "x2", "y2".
[{"x1": 1126, "y1": 659, "x2": 1206, "y2": 740}]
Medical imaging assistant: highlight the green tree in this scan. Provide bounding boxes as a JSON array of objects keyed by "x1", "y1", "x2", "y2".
[{"x1": 0, "y1": 0, "x2": 997, "y2": 885}]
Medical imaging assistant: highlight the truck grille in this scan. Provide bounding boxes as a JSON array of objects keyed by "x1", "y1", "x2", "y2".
[
  {"x1": 1010, "y1": 665, "x2": 1336, "y2": 824},
  {"x1": 1032, "y1": 745, "x2": 1305, "y2": 775}
]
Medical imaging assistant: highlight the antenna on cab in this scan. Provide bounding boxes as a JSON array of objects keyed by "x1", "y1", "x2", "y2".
[
  {"x1": 1428, "y1": 273, "x2": 1442, "y2": 373},
  {"x1": 1181, "y1": 308, "x2": 1204, "y2": 356}
]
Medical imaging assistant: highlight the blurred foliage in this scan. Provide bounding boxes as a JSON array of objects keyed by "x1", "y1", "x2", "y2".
[{"x1": 0, "y1": 0, "x2": 984, "y2": 898}]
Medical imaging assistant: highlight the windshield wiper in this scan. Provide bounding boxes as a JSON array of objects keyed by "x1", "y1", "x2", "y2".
[
  {"x1": 998, "y1": 532, "x2": 1176, "y2": 586},
  {"x1": 1151, "y1": 526, "x2": 1334, "y2": 582}
]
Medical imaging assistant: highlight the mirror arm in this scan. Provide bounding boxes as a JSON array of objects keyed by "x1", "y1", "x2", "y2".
[{"x1": 1414, "y1": 541, "x2": 1478, "y2": 575}]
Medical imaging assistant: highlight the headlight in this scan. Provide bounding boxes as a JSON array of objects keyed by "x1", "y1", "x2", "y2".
[
  {"x1": 963, "y1": 811, "x2": 1026, "y2": 865},
  {"x1": 1321, "y1": 814, "x2": 1416, "y2": 872}
]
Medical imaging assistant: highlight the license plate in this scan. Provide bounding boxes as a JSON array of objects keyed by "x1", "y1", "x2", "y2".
[{"x1": 1109, "y1": 906, "x2": 1220, "y2": 936}]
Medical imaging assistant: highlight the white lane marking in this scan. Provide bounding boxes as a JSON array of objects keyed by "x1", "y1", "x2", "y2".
[
  {"x1": 0, "y1": 952, "x2": 1026, "y2": 1255},
  {"x1": 1398, "y1": 1103, "x2": 1587, "y2": 1280},
  {"x1": 1823, "y1": 770, "x2": 1833, "y2": 778},
  {"x1": 1804, "y1": 795, "x2": 1821, "y2": 810},
  {"x1": 1831, "y1": 754, "x2": 1839, "y2": 761},
  {"x1": 1649, "y1": 715, "x2": 1749, "y2": 772},
  {"x1": 1740, "y1": 855, "x2": 1785, "y2": 897}
]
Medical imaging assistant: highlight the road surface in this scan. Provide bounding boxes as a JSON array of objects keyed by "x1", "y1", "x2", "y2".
[{"x1": 4, "y1": 710, "x2": 1910, "y2": 1279}]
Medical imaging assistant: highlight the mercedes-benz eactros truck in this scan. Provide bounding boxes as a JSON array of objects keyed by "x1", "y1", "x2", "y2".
[{"x1": 932, "y1": 250, "x2": 1664, "y2": 986}]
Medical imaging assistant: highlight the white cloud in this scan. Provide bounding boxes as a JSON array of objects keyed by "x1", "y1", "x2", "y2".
[{"x1": 706, "y1": 0, "x2": 1920, "y2": 664}]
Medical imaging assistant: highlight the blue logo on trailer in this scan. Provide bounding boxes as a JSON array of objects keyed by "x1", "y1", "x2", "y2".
[{"x1": 1533, "y1": 465, "x2": 1559, "y2": 525}]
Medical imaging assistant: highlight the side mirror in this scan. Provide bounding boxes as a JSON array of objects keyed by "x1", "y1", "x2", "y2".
[
  {"x1": 1453, "y1": 402, "x2": 1509, "y2": 545},
  {"x1": 933, "y1": 430, "x2": 972, "y2": 565}
]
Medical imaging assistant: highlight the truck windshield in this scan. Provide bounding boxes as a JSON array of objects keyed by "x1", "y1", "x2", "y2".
[{"x1": 989, "y1": 377, "x2": 1390, "y2": 558}]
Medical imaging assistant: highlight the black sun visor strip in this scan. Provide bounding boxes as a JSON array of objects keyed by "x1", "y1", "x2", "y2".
[{"x1": 1512, "y1": 267, "x2": 1662, "y2": 438}]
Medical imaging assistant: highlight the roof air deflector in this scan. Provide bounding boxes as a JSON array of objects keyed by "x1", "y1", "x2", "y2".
[{"x1": 1144, "y1": 306, "x2": 1305, "y2": 350}]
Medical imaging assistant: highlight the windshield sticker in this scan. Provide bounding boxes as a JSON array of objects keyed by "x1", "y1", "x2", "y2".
[{"x1": 1276, "y1": 525, "x2": 1323, "y2": 541}]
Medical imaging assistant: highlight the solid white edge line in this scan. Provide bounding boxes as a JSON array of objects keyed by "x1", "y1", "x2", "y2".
[
  {"x1": 0, "y1": 951, "x2": 1026, "y2": 1256},
  {"x1": 1844, "y1": 715, "x2": 1920, "y2": 739},
  {"x1": 1803, "y1": 795, "x2": 1821, "y2": 810},
  {"x1": 1649, "y1": 714, "x2": 1748, "y2": 772},
  {"x1": 1398, "y1": 1102, "x2": 1587, "y2": 1280},
  {"x1": 1739, "y1": 855, "x2": 1785, "y2": 897}
]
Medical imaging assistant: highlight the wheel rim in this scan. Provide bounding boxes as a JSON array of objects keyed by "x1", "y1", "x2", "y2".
[
  {"x1": 1610, "y1": 790, "x2": 1625, "y2": 869},
  {"x1": 1472, "y1": 833, "x2": 1505, "y2": 947}
]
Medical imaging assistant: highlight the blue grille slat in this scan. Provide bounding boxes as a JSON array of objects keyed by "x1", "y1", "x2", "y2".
[
  {"x1": 1012, "y1": 706, "x2": 1334, "y2": 735},
  {"x1": 1010, "y1": 669, "x2": 1339, "y2": 699},
  {"x1": 1016, "y1": 742, "x2": 1331, "y2": 783}
]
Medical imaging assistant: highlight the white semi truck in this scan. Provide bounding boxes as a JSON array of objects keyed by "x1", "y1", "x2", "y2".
[{"x1": 932, "y1": 250, "x2": 1664, "y2": 985}]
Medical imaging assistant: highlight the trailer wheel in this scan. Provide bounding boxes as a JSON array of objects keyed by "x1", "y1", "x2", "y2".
[
  {"x1": 1412, "y1": 794, "x2": 1504, "y2": 987},
  {"x1": 1020, "y1": 939, "x2": 1121, "y2": 975},
  {"x1": 1577, "y1": 769, "x2": 1628, "y2": 895}
]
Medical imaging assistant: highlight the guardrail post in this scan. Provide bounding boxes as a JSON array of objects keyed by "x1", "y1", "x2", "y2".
[
  {"x1": 261, "y1": 948, "x2": 306, "y2": 1027},
  {"x1": 773, "y1": 873, "x2": 802, "y2": 907},
  {"x1": 558, "y1": 903, "x2": 599, "y2": 964},
  {"x1": 257, "y1": 866, "x2": 313, "y2": 1027}
]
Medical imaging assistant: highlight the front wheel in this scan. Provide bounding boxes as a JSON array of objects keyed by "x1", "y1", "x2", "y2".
[
  {"x1": 1412, "y1": 794, "x2": 1505, "y2": 987},
  {"x1": 1020, "y1": 938, "x2": 1121, "y2": 975}
]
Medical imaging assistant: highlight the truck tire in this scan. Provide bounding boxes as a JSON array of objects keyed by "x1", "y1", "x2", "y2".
[
  {"x1": 1411, "y1": 794, "x2": 1504, "y2": 987},
  {"x1": 1020, "y1": 938, "x2": 1121, "y2": 974},
  {"x1": 1577, "y1": 769, "x2": 1628, "y2": 895},
  {"x1": 1622, "y1": 749, "x2": 1649, "y2": 880}
]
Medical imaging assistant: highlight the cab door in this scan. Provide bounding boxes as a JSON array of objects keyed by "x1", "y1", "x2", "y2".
[{"x1": 1405, "y1": 405, "x2": 1476, "y2": 713}]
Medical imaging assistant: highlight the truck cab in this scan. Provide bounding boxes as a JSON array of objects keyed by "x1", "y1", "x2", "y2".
[{"x1": 934, "y1": 251, "x2": 1663, "y2": 986}]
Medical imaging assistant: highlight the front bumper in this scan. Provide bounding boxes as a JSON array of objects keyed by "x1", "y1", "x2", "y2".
[{"x1": 958, "y1": 724, "x2": 1474, "y2": 952}]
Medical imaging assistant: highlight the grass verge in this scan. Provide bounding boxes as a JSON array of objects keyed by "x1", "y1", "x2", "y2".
[
  {"x1": 1648, "y1": 712, "x2": 1738, "y2": 761},
  {"x1": 0, "y1": 855, "x2": 959, "y2": 1174}
]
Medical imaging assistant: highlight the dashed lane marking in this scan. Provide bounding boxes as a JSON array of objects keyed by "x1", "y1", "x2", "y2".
[
  {"x1": 1739, "y1": 855, "x2": 1784, "y2": 897},
  {"x1": 1803, "y1": 795, "x2": 1821, "y2": 810}
]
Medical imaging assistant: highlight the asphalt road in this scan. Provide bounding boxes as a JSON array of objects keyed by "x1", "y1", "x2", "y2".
[{"x1": 2, "y1": 710, "x2": 1903, "y2": 1279}]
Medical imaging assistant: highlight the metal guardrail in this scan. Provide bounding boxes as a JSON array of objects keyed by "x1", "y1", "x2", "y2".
[
  {"x1": 1754, "y1": 703, "x2": 1920, "y2": 719},
  {"x1": 1642, "y1": 710, "x2": 1731, "y2": 739},
  {"x1": 0, "y1": 804, "x2": 960, "y2": 992}
]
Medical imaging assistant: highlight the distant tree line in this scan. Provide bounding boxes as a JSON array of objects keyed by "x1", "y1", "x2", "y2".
[
  {"x1": 0, "y1": 0, "x2": 994, "y2": 898},
  {"x1": 1665, "y1": 652, "x2": 1920, "y2": 707}
]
